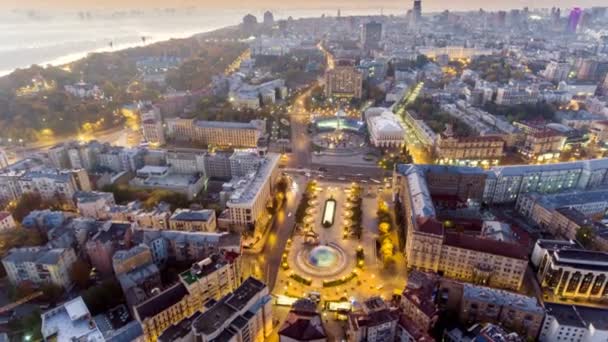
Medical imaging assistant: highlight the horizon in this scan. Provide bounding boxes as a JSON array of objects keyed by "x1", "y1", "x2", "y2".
[{"x1": 4, "y1": 0, "x2": 607, "y2": 12}]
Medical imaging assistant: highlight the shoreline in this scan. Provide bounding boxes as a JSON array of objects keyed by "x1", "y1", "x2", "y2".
[{"x1": 0, "y1": 25, "x2": 237, "y2": 78}]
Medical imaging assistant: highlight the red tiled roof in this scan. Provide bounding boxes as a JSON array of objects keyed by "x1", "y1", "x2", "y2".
[
  {"x1": 398, "y1": 315, "x2": 435, "y2": 342},
  {"x1": 0, "y1": 212, "x2": 12, "y2": 221},
  {"x1": 444, "y1": 232, "x2": 527, "y2": 260},
  {"x1": 416, "y1": 217, "x2": 444, "y2": 235}
]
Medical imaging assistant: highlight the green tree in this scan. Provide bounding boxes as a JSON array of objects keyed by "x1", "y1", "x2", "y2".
[
  {"x1": 70, "y1": 259, "x2": 92, "y2": 289},
  {"x1": 82, "y1": 278, "x2": 125, "y2": 315},
  {"x1": 576, "y1": 226, "x2": 596, "y2": 249}
]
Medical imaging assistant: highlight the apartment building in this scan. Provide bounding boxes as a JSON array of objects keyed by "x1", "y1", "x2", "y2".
[
  {"x1": 169, "y1": 209, "x2": 217, "y2": 232},
  {"x1": 519, "y1": 129, "x2": 566, "y2": 161},
  {"x1": 113, "y1": 245, "x2": 162, "y2": 309},
  {"x1": 18, "y1": 169, "x2": 86, "y2": 204},
  {"x1": 483, "y1": 158, "x2": 608, "y2": 204},
  {"x1": 394, "y1": 164, "x2": 528, "y2": 291},
  {"x1": 548, "y1": 207, "x2": 593, "y2": 240},
  {"x1": 142, "y1": 118, "x2": 166, "y2": 146},
  {"x1": 138, "y1": 229, "x2": 241, "y2": 266},
  {"x1": 435, "y1": 135, "x2": 505, "y2": 162},
  {"x1": 347, "y1": 297, "x2": 399, "y2": 342},
  {"x1": 41, "y1": 297, "x2": 105, "y2": 341},
  {"x1": 0, "y1": 212, "x2": 16, "y2": 231},
  {"x1": 224, "y1": 153, "x2": 280, "y2": 228},
  {"x1": 539, "y1": 303, "x2": 608, "y2": 342},
  {"x1": 134, "y1": 251, "x2": 243, "y2": 342},
  {"x1": 459, "y1": 283, "x2": 545, "y2": 339},
  {"x1": 193, "y1": 120, "x2": 263, "y2": 148},
  {"x1": 178, "y1": 252, "x2": 242, "y2": 310},
  {"x1": 85, "y1": 222, "x2": 134, "y2": 276},
  {"x1": 2, "y1": 246, "x2": 77, "y2": 289},
  {"x1": 74, "y1": 191, "x2": 116, "y2": 219},
  {"x1": 516, "y1": 190, "x2": 608, "y2": 227},
  {"x1": 325, "y1": 60, "x2": 363, "y2": 99},
  {"x1": 135, "y1": 282, "x2": 197, "y2": 342}
]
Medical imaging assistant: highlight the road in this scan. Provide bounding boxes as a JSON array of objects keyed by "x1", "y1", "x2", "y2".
[
  {"x1": 244, "y1": 174, "x2": 306, "y2": 290},
  {"x1": 287, "y1": 85, "x2": 316, "y2": 169},
  {"x1": 5, "y1": 126, "x2": 129, "y2": 163}
]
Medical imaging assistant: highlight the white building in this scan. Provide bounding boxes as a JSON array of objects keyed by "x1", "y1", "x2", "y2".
[
  {"x1": 130, "y1": 166, "x2": 206, "y2": 200},
  {"x1": 41, "y1": 297, "x2": 105, "y2": 342},
  {"x1": 18, "y1": 170, "x2": 83, "y2": 203},
  {"x1": 224, "y1": 153, "x2": 280, "y2": 227},
  {"x1": 2, "y1": 246, "x2": 77, "y2": 289},
  {"x1": 539, "y1": 303, "x2": 608, "y2": 342},
  {"x1": 142, "y1": 118, "x2": 166, "y2": 146},
  {"x1": 74, "y1": 191, "x2": 116, "y2": 219},
  {"x1": 0, "y1": 212, "x2": 16, "y2": 231},
  {"x1": 366, "y1": 110, "x2": 405, "y2": 148},
  {"x1": 483, "y1": 158, "x2": 608, "y2": 204}
]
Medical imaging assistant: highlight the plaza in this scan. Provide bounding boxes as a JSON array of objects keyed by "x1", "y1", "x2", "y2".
[{"x1": 270, "y1": 179, "x2": 408, "y2": 339}]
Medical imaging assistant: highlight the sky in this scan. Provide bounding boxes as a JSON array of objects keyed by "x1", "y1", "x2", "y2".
[{"x1": 3, "y1": 0, "x2": 608, "y2": 12}]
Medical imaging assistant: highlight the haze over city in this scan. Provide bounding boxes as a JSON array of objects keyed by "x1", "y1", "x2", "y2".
[
  {"x1": 5, "y1": 0, "x2": 608, "y2": 11},
  {"x1": 1, "y1": 1, "x2": 608, "y2": 342}
]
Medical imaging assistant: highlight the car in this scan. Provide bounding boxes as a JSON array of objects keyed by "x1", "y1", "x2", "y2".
[
  {"x1": 338, "y1": 177, "x2": 346, "y2": 181},
  {"x1": 288, "y1": 212, "x2": 292, "y2": 217}
]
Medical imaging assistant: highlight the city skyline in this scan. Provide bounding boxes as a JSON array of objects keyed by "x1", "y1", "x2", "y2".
[{"x1": 5, "y1": 0, "x2": 608, "y2": 11}]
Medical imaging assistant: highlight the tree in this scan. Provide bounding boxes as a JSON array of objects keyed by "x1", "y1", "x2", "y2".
[
  {"x1": 70, "y1": 259, "x2": 92, "y2": 289},
  {"x1": 378, "y1": 222, "x2": 391, "y2": 235},
  {"x1": 40, "y1": 284, "x2": 63, "y2": 304},
  {"x1": 11, "y1": 193, "x2": 43, "y2": 222},
  {"x1": 576, "y1": 226, "x2": 596, "y2": 249},
  {"x1": 82, "y1": 278, "x2": 125, "y2": 315}
]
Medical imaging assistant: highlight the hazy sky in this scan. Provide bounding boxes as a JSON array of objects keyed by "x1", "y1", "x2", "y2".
[{"x1": 4, "y1": 0, "x2": 608, "y2": 12}]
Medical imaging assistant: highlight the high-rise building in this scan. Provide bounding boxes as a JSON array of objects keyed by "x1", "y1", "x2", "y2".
[
  {"x1": 566, "y1": 7, "x2": 582, "y2": 33},
  {"x1": 542, "y1": 60, "x2": 571, "y2": 82},
  {"x1": 361, "y1": 21, "x2": 382, "y2": 50},
  {"x1": 413, "y1": 0, "x2": 422, "y2": 23},
  {"x1": 242, "y1": 14, "x2": 257, "y2": 33},
  {"x1": 324, "y1": 60, "x2": 363, "y2": 99},
  {"x1": 263, "y1": 11, "x2": 274, "y2": 26}
]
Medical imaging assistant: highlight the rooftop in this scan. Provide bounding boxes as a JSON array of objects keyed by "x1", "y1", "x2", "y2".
[
  {"x1": 179, "y1": 253, "x2": 236, "y2": 285},
  {"x1": 444, "y1": 232, "x2": 528, "y2": 260},
  {"x1": 462, "y1": 284, "x2": 543, "y2": 314},
  {"x1": 226, "y1": 153, "x2": 280, "y2": 206},
  {"x1": 75, "y1": 191, "x2": 114, "y2": 204},
  {"x1": 158, "y1": 312, "x2": 201, "y2": 342},
  {"x1": 555, "y1": 207, "x2": 592, "y2": 227},
  {"x1": 3, "y1": 246, "x2": 69, "y2": 265},
  {"x1": 135, "y1": 283, "x2": 188, "y2": 322},
  {"x1": 403, "y1": 271, "x2": 439, "y2": 317},
  {"x1": 529, "y1": 189, "x2": 608, "y2": 210},
  {"x1": 279, "y1": 310, "x2": 327, "y2": 341},
  {"x1": 195, "y1": 120, "x2": 258, "y2": 130},
  {"x1": 41, "y1": 297, "x2": 104, "y2": 341},
  {"x1": 170, "y1": 209, "x2": 214, "y2": 222},
  {"x1": 553, "y1": 249, "x2": 608, "y2": 270},
  {"x1": 192, "y1": 277, "x2": 266, "y2": 335},
  {"x1": 545, "y1": 303, "x2": 608, "y2": 330}
]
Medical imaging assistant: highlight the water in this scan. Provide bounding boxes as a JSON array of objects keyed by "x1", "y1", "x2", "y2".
[
  {"x1": 0, "y1": 7, "x2": 400, "y2": 77},
  {"x1": 0, "y1": 9, "x2": 242, "y2": 76},
  {"x1": 308, "y1": 245, "x2": 340, "y2": 268}
]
